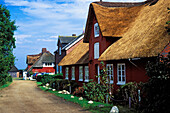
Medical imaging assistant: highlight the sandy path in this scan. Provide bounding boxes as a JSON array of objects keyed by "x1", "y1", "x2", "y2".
[{"x1": 0, "y1": 80, "x2": 90, "y2": 113}]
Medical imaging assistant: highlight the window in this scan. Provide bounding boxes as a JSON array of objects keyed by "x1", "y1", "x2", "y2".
[
  {"x1": 59, "y1": 47, "x2": 61, "y2": 55},
  {"x1": 94, "y1": 23, "x2": 99, "y2": 37},
  {"x1": 106, "y1": 64, "x2": 114, "y2": 84},
  {"x1": 94, "y1": 42, "x2": 99, "y2": 59},
  {"x1": 71, "y1": 66, "x2": 75, "y2": 80},
  {"x1": 60, "y1": 66, "x2": 62, "y2": 73},
  {"x1": 65, "y1": 67, "x2": 69, "y2": 79},
  {"x1": 84, "y1": 66, "x2": 89, "y2": 82},
  {"x1": 79, "y1": 66, "x2": 83, "y2": 81},
  {"x1": 43, "y1": 63, "x2": 53, "y2": 67},
  {"x1": 117, "y1": 63, "x2": 126, "y2": 85},
  {"x1": 56, "y1": 64, "x2": 59, "y2": 73}
]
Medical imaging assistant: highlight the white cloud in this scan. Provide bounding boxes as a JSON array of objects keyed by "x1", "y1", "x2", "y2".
[
  {"x1": 37, "y1": 39, "x2": 56, "y2": 42},
  {"x1": 50, "y1": 36, "x2": 58, "y2": 39}
]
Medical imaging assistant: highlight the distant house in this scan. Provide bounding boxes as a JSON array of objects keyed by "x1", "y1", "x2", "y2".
[
  {"x1": 58, "y1": 41, "x2": 89, "y2": 86},
  {"x1": 26, "y1": 48, "x2": 55, "y2": 75},
  {"x1": 54, "y1": 34, "x2": 83, "y2": 74},
  {"x1": 8, "y1": 65, "x2": 19, "y2": 78},
  {"x1": 82, "y1": 0, "x2": 170, "y2": 90}
]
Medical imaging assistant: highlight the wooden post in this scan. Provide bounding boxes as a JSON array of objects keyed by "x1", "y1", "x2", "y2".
[
  {"x1": 106, "y1": 94, "x2": 108, "y2": 104},
  {"x1": 69, "y1": 86, "x2": 71, "y2": 93}
]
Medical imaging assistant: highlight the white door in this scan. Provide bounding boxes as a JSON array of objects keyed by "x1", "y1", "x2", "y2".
[{"x1": 98, "y1": 65, "x2": 100, "y2": 84}]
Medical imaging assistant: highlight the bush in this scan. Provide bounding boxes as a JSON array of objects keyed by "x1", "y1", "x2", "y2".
[
  {"x1": 140, "y1": 54, "x2": 170, "y2": 113},
  {"x1": 114, "y1": 82, "x2": 144, "y2": 108},
  {"x1": 73, "y1": 87, "x2": 85, "y2": 97},
  {"x1": 83, "y1": 81, "x2": 107, "y2": 103}
]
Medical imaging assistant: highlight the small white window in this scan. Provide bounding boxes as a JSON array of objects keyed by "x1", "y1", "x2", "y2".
[
  {"x1": 106, "y1": 64, "x2": 114, "y2": 84},
  {"x1": 71, "y1": 66, "x2": 75, "y2": 80},
  {"x1": 117, "y1": 63, "x2": 126, "y2": 85},
  {"x1": 79, "y1": 66, "x2": 83, "y2": 81},
  {"x1": 94, "y1": 42, "x2": 99, "y2": 59},
  {"x1": 65, "y1": 67, "x2": 69, "y2": 79},
  {"x1": 59, "y1": 47, "x2": 61, "y2": 55},
  {"x1": 84, "y1": 66, "x2": 89, "y2": 82},
  {"x1": 94, "y1": 23, "x2": 99, "y2": 37}
]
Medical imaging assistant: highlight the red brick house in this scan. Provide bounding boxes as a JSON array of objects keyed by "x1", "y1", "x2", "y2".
[
  {"x1": 54, "y1": 34, "x2": 84, "y2": 74},
  {"x1": 82, "y1": 0, "x2": 170, "y2": 88},
  {"x1": 26, "y1": 48, "x2": 55, "y2": 75}
]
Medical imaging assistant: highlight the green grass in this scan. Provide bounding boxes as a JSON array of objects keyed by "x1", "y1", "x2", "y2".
[
  {"x1": 37, "y1": 82, "x2": 136, "y2": 113},
  {"x1": 0, "y1": 82, "x2": 12, "y2": 90},
  {"x1": 12, "y1": 77, "x2": 23, "y2": 80}
]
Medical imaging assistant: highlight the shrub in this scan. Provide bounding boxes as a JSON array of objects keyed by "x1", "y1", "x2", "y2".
[
  {"x1": 83, "y1": 81, "x2": 107, "y2": 103},
  {"x1": 73, "y1": 87, "x2": 85, "y2": 97}
]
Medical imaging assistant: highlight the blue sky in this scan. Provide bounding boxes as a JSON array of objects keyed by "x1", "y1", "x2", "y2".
[{"x1": 0, "y1": 0, "x2": 144, "y2": 69}]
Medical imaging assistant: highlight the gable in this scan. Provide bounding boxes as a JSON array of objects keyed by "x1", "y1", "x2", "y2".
[{"x1": 84, "y1": 2, "x2": 145, "y2": 42}]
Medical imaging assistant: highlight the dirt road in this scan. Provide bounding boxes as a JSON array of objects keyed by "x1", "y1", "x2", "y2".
[{"x1": 0, "y1": 80, "x2": 90, "y2": 113}]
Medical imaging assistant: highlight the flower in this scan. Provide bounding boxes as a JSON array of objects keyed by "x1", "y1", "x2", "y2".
[
  {"x1": 71, "y1": 96, "x2": 74, "y2": 98},
  {"x1": 79, "y1": 97, "x2": 83, "y2": 100},
  {"x1": 88, "y1": 100, "x2": 93, "y2": 104}
]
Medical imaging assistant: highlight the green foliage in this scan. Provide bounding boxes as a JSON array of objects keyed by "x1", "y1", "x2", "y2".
[
  {"x1": 73, "y1": 87, "x2": 85, "y2": 97},
  {"x1": 115, "y1": 82, "x2": 144, "y2": 109},
  {"x1": 83, "y1": 81, "x2": 108, "y2": 103},
  {"x1": 0, "y1": 81, "x2": 12, "y2": 90},
  {"x1": 0, "y1": 4, "x2": 16, "y2": 86},
  {"x1": 140, "y1": 54, "x2": 170, "y2": 113}
]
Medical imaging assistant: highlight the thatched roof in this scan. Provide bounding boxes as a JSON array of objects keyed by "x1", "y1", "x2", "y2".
[
  {"x1": 26, "y1": 54, "x2": 41, "y2": 65},
  {"x1": 99, "y1": 0, "x2": 170, "y2": 61},
  {"x1": 58, "y1": 42, "x2": 89, "y2": 66},
  {"x1": 83, "y1": 1, "x2": 147, "y2": 42},
  {"x1": 33, "y1": 53, "x2": 55, "y2": 67}
]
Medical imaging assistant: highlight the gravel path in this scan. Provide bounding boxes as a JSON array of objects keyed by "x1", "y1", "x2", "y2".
[{"x1": 0, "y1": 80, "x2": 91, "y2": 113}]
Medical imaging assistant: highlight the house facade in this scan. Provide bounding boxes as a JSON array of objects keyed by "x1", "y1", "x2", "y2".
[
  {"x1": 58, "y1": 42, "x2": 89, "y2": 86},
  {"x1": 26, "y1": 48, "x2": 55, "y2": 75},
  {"x1": 8, "y1": 65, "x2": 19, "y2": 78},
  {"x1": 83, "y1": 0, "x2": 170, "y2": 89},
  {"x1": 54, "y1": 34, "x2": 84, "y2": 74}
]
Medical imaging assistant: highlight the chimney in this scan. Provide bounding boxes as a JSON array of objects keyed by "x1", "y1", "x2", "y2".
[
  {"x1": 42, "y1": 48, "x2": 47, "y2": 53},
  {"x1": 100, "y1": 0, "x2": 102, "y2": 2},
  {"x1": 72, "y1": 34, "x2": 76, "y2": 36}
]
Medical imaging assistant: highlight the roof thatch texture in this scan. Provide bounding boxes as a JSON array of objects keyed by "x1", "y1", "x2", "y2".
[
  {"x1": 33, "y1": 53, "x2": 55, "y2": 67},
  {"x1": 58, "y1": 42, "x2": 89, "y2": 66},
  {"x1": 84, "y1": 1, "x2": 146, "y2": 42},
  {"x1": 99, "y1": 0, "x2": 170, "y2": 61},
  {"x1": 26, "y1": 54, "x2": 41, "y2": 64}
]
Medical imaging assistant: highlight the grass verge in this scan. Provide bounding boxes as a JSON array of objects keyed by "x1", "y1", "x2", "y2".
[
  {"x1": 0, "y1": 82, "x2": 12, "y2": 90},
  {"x1": 37, "y1": 82, "x2": 136, "y2": 113}
]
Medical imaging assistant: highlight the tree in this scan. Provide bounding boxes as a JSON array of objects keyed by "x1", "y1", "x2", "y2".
[{"x1": 0, "y1": 4, "x2": 16, "y2": 85}]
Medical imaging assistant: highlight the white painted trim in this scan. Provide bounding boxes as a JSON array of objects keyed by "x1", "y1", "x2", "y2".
[
  {"x1": 65, "y1": 35, "x2": 84, "y2": 50},
  {"x1": 117, "y1": 63, "x2": 126, "y2": 85}
]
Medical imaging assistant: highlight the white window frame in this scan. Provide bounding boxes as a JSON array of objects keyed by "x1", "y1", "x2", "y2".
[
  {"x1": 106, "y1": 64, "x2": 114, "y2": 84},
  {"x1": 79, "y1": 66, "x2": 83, "y2": 81},
  {"x1": 71, "y1": 66, "x2": 75, "y2": 80},
  {"x1": 59, "y1": 47, "x2": 61, "y2": 55},
  {"x1": 94, "y1": 23, "x2": 99, "y2": 37},
  {"x1": 117, "y1": 63, "x2": 126, "y2": 85},
  {"x1": 84, "y1": 66, "x2": 89, "y2": 82},
  {"x1": 94, "y1": 42, "x2": 99, "y2": 59},
  {"x1": 65, "y1": 67, "x2": 69, "y2": 79},
  {"x1": 43, "y1": 63, "x2": 54, "y2": 67}
]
